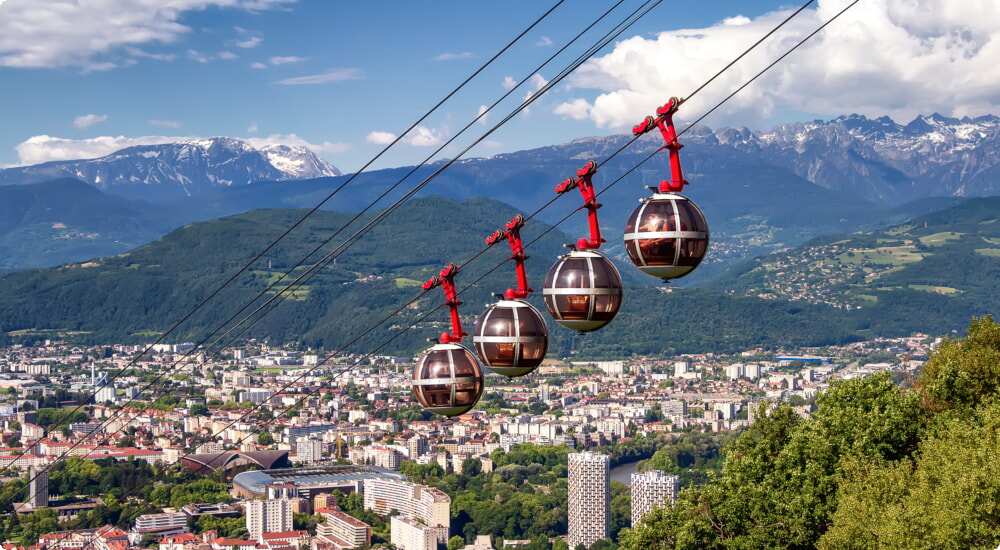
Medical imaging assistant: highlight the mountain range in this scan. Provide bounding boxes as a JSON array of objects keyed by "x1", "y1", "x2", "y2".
[
  {"x1": 0, "y1": 113, "x2": 997, "y2": 278},
  {"x1": 0, "y1": 137, "x2": 341, "y2": 201}
]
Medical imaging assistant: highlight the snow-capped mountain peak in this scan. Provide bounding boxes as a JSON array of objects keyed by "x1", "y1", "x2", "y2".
[{"x1": 0, "y1": 137, "x2": 343, "y2": 200}]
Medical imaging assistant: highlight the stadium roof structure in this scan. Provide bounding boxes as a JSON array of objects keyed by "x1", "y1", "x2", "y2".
[
  {"x1": 180, "y1": 450, "x2": 290, "y2": 473},
  {"x1": 233, "y1": 464, "x2": 406, "y2": 497}
]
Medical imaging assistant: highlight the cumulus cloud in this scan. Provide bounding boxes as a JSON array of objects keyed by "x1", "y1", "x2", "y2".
[
  {"x1": 555, "y1": 0, "x2": 1000, "y2": 129},
  {"x1": 236, "y1": 36, "x2": 263, "y2": 49},
  {"x1": 366, "y1": 126, "x2": 444, "y2": 147},
  {"x1": 521, "y1": 73, "x2": 550, "y2": 115},
  {"x1": 0, "y1": 0, "x2": 296, "y2": 69},
  {"x1": 477, "y1": 105, "x2": 489, "y2": 125},
  {"x1": 14, "y1": 132, "x2": 347, "y2": 165},
  {"x1": 72, "y1": 114, "x2": 108, "y2": 129},
  {"x1": 15, "y1": 135, "x2": 181, "y2": 164},
  {"x1": 367, "y1": 131, "x2": 397, "y2": 145},
  {"x1": 403, "y1": 126, "x2": 444, "y2": 147},
  {"x1": 502, "y1": 76, "x2": 517, "y2": 90},
  {"x1": 536, "y1": 36, "x2": 553, "y2": 47},
  {"x1": 251, "y1": 62, "x2": 267, "y2": 69},
  {"x1": 274, "y1": 68, "x2": 362, "y2": 85}
]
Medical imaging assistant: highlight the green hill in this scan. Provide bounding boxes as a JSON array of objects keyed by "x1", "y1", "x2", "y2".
[
  {"x1": 4, "y1": 195, "x2": 1000, "y2": 356},
  {"x1": 708, "y1": 196, "x2": 1000, "y2": 337}
]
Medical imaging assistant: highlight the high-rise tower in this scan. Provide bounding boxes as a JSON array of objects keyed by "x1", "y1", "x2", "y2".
[
  {"x1": 28, "y1": 466, "x2": 48, "y2": 508},
  {"x1": 630, "y1": 470, "x2": 679, "y2": 527},
  {"x1": 567, "y1": 451, "x2": 610, "y2": 548}
]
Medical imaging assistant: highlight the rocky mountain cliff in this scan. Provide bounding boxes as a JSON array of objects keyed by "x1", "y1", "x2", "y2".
[
  {"x1": 0, "y1": 138, "x2": 341, "y2": 200},
  {"x1": 708, "y1": 113, "x2": 1000, "y2": 203}
]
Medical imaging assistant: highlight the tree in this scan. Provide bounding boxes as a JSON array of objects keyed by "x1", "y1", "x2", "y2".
[
  {"x1": 916, "y1": 315, "x2": 1000, "y2": 413},
  {"x1": 447, "y1": 535, "x2": 465, "y2": 550},
  {"x1": 257, "y1": 431, "x2": 275, "y2": 446}
]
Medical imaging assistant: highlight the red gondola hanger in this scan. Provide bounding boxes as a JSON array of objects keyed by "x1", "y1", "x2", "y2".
[
  {"x1": 543, "y1": 161, "x2": 623, "y2": 333},
  {"x1": 624, "y1": 97, "x2": 710, "y2": 282},
  {"x1": 473, "y1": 215, "x2": 549, "y2": 377},
  {"x1": 411, "y1": 264, "x2": 484, "y2": 417}
]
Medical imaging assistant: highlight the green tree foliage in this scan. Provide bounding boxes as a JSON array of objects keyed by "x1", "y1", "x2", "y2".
[
  {"x1": 622, "y1": 317, "x2": 1000, "y2": 550},
  {"x1": 150, "y1": 478, "x2": 231, "y2": 509},
  {"x1": 916, "y1": 315, "x2": 1000, "y2": 413}
]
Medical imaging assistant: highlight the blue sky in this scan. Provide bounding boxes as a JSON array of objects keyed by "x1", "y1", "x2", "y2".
[{"x1": 1, "y1": 0, "x2": 998, "y2": 174}]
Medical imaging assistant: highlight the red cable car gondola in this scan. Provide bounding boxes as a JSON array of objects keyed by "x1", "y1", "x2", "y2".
[
  {"x1": 411, "y1": 264, "x2": 484, "y2": 416},
  {"x1": 473, "y1": 216, "x2": 549, "y2": 377},
  {"x1": 625, "y1": 98, "x2": 710, "y2": 282},
  {"x1": 542, "y1": 161, "x2": 623, "y2": 332}
]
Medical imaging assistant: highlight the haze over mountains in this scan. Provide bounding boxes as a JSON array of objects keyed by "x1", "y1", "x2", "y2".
[{"x1": 0, "y1": 113, "x2": 997, "y2": 275}]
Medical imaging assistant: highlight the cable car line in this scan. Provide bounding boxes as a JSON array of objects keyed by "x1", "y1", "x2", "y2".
[
  {"x1": 5, "y1": 0, "x2": 855, "y2": 517},
  {"x1": 116, "y1": 0, "x2": 847, "y2": 469},
  {"x1": 0, "y1": 0, "x2": 578, "y2": 505},
  {"x1": 113, "y1": 0, "x2": 830, "y2": 451},
  {"x1": 0, "y1": 0, "x2": 661, "y2": 509}
]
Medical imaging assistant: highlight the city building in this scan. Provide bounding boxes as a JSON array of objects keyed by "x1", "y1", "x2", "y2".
[
  {"x1": 29, "y1": 466, "x2": 48, "y2": 508},
  {"x1": 630, "y1": 470, "x2": 679, "y2": 527},
  {"x1": 315, "y1": 508, "x2": 371, "y2": 548},
  {"x1": 363, "y1": 478, "x2": 449, "y2": 543},
  {"x1": 134, "y1": 512, "x2": 188, "y2": 531},
  {"x1": 296, "y1": 438, "x2": 325, "y2": 463},
  {"x1": 390, "y1": 516, "x2": 436, "y2": 550},
  {"x1": 245, "y1": 499, "x2": 293, "y2": 538},
  {"x1": 567, "y1": 451, "x2": 609, "y2": 549}
]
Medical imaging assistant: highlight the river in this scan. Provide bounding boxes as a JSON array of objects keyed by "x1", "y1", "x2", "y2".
[{"x1": 609, "y1": 460, "x2": 641, "y2": 485}]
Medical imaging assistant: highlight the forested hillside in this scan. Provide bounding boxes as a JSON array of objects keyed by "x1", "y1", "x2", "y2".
[{"x1": 620, "y1": 315, "x2": 1000, "y2": 550}]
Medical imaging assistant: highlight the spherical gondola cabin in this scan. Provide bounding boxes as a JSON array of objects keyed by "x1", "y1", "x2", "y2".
[
  {"x1": 411, "y1": 342, "x2": 484, "y2": 417},
  {"x1": 543, "y1": 249, "x2": 623, "y2": 332},
  {"x1": 473, "y1": 299, "x2": 549, "y2": 377},
  {"x1": 623, "y1": 192, "x2": 708, "y2": 282}
]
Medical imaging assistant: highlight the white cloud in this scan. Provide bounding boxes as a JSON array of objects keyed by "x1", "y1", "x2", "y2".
[
  {"x1": 435, "y1": 52, "x2": 474, "y2": 61},
  {"x1": 274, "y1": 68, "x2": 362, "y2": 85},
  {"x1": 366, "y1": 126, "x2": 444, "y2": 147},
  {"x1": 553, "y1": 99, "x2": 591, "y2": 121},
  {"x1": 218, "y1": 51, "x2": 238, "y2": 60},
  {"x1": 187, "y1": 50, "x2": 209, "y2": 63},
  {"x1": 236, "y1": 36, "x2": 263, "y2": 49},
  {"x1": 251, "y1": 62, "x2": 267, "y2": 69},
  {"x1": 73, "y1": 114, "x2": 108, "y2": 129},
  {"x1": 502, "y1": 76, "x2": 517, "y2": 90},
  {"x1": 477, "y1": 105, "x2": 489, "y2": 125},
  {"x1": 247, "y1": 122, "x2": 259, "y2": 134},
  {"x1": 148, "y1": 120, "x2": 182, "y2": 129},
  {"x1": 270, "y1": 55, "x2": 305, "y2": 65},
  {"x1": 15, "y1": 135, "x2": 181, "y2": 164},
  {"x1": 0, "y1": 0, "x2": 296, "y2": 69},
  {"x1": 554, "y1": 0, "x2": 1000, "y2": 129},
  {"x1": 403, "y1": 126, "x2": 444, "y2": 147},
  {"x1": 536, "y1": 36, "x2": 553, "y2": 47},
  {"x1": 366, "y1": 131, "x2": 397, "y2": 145},
  {"x1": 14, "y1": 132, "x2": 347, "y2": 165},
  {"x1": 521, "y1": 73, "x2": 550, "y2": 115}
]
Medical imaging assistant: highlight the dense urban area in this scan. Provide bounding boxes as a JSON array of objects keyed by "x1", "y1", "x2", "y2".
[{"x1": 0, "y1": 332, "x2": 934, "y2": 550}]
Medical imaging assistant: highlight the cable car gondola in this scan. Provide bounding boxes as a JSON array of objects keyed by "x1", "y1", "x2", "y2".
[
  {"x1": 542, "y1": 161, "x2": 623, "y2": 332},
  {"x1": 473, "y1": 215, "x2": 548, "y2": 377},
  {"x1": 625, "y1": 97, "x2": 709, "y2": 282},
  {"x1": 411, "y1": 264, "x2": 484, "y2": 416}
]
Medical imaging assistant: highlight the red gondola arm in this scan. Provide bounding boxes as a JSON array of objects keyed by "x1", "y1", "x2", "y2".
[
  {"x1": 633, "y1": 97, "x2": 689, "y2": 193},
  {"x1": 484, "y1": 215, "x2": 533, "y2": 300},
  {"x1": 422, "y1": 263, "x2": 466, "y2": 343},
  {"x1": 554, "y1": 160, "x2": 604, "y2": 250}
]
